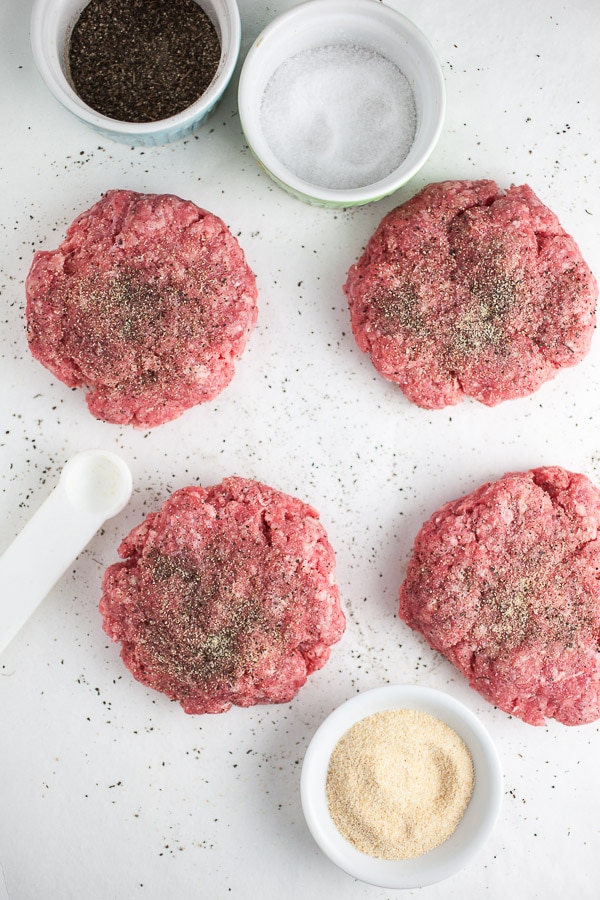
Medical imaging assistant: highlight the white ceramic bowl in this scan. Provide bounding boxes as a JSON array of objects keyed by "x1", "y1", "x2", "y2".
[
  {"x1": 301, "y1": 685, "x2": 502, "y2": 889},
  {"x1": 30, "y1": 0, "x2": 241, "y2": 146},
  {"x1": 238, "y1": 0, "x2": 445, "y2": 207}
]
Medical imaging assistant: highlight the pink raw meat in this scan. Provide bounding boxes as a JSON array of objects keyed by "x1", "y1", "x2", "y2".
[
  {"x1": 399, "y1": 466, "x2": 600, "y2": 725},
  {"x1": 100, "y1": 477, "x2": 345, "y2": 714},
  {"x1": 26, "y1": 190, "x2": 258, "y2": 426},
  {"x1": 344, "y1": 180, "x2": 597, "y2": 408}
]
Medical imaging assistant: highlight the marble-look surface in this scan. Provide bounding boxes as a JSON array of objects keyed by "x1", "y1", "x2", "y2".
[{"x1": 1, "y1": 1, "x2": 599, "y2": 897}]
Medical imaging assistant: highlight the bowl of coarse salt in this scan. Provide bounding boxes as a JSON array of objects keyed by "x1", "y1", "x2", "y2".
[
  {"x1": 237, "y1": 0, "x2": 445, "y2": 207},
  {"x1": 301, "y1": 685, "x2": 502, "y2": 889},
  {"x1": 30, "y1": 0, "x2": 241, "y2": 146}
]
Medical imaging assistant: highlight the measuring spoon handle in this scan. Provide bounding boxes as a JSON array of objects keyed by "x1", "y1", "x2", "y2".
[{"x1": 0, "y1": 450, "x2": 132, "y2": 656}]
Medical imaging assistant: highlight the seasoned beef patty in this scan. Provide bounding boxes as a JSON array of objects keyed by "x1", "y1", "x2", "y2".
[
  {"x1": 344, "y1": 180, "x2": 597, "y2": 408},
  {"x1": 26, "y1": 190, "x2": 258, "y2": 426},
  {"x1": 100, "y1": 477, "x2": 345, "y2": 713},
  {"x1": 399, "y1": 466, "x2": 600, "y2": 725}
]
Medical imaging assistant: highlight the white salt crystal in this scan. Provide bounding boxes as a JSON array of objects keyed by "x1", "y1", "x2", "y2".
[{"x1": 259, "y1": 44, "x2": 417, "y2": 191}]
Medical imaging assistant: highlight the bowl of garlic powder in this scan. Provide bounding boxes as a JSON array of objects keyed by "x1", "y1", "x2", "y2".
[
  {"x1": 238, "y1": 0, "x2": 445, "y2": 207},
  {"x1": 301, "y1": 684, "x2": 502, "y2": 889}
]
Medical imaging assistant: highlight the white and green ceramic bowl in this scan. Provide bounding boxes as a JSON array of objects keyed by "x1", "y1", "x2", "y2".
[{"x1": 238, "y1": 0, "x2": 446, "y2": 207}]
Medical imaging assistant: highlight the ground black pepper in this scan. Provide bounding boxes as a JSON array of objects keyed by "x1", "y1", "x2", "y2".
[{"x1": 68, "y1": 0, "x2": 221, "y2": 122}]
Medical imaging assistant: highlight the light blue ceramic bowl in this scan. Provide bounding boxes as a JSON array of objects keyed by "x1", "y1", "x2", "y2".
[{"x1": 30, "y1": 0, "x2": 241, "y2": 146}]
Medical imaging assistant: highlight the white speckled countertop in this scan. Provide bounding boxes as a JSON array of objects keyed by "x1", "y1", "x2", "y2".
[{"x1": 1, "y1": 1, "x2": 599, "y2": 898}]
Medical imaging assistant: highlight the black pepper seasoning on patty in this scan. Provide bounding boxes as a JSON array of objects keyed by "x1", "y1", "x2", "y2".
[
  {"x1": 99, "y1": 478, "x2": 346, "y2": 714},
  {"x1": 399, "y1": 466, "x2": 600, "y2": 726},
  {"x1": 343, "y1": 180, "x2": 598, "y2": 409},
  {"x1": 68, "y1": 0, "x2": 222, "y2": 122}
]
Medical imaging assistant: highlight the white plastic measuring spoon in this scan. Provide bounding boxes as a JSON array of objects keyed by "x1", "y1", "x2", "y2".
[{"x1": 0, "y1": 449, "x2": 132, "y2": 655}]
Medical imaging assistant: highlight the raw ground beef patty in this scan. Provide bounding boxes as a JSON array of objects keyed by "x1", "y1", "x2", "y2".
[
  {"x1": 25, "y1": 190, "x2": 258, "y2": 427},
  {"x1": 100, "y1": 477, "x2": 345, "y2": 713},
  {"x1": 399, "y1": 467, "x2": 600, "y2": 725},
  {"x1": 344, "y1": 180, "x2": 597, "y2": 408}
]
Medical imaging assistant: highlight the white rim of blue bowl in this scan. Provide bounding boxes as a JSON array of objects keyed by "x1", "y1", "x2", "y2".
[
  {"x1": 30, "y1": 0, "x2": 241, "y2": 138},
  {"x1": 238, "y1": 0, "x2": 446, "y2": 206},
  {"x1": 301, "y1": 685, "x2": 503, "y2": 889}
]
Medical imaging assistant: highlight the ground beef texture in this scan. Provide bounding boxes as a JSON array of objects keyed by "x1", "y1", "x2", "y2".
[
  {"x1": 26, "y1": 190, "x2": 258, "y2": 426},
  {"x1": 344, "y1": 180, "x2": 597, "y2": 408},
  {"x1": 399, "y1": 466, "x2": 600, "y2": 725},
  {"x1": 100, "y1": 477, "x2": 345, "y2": 713}
]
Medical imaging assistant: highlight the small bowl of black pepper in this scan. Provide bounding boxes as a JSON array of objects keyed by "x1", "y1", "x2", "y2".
[
  {"x1": 301, "y1": 685, "x2": 502, "y2": 889},
  {"x1": 30, "y1": 0, "x2": 241, "y2": 145}
]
